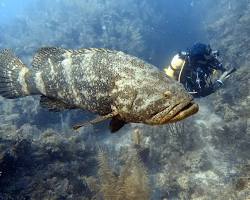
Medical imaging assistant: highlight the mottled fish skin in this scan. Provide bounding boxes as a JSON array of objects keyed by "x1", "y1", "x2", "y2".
[
  {"x1": 30, "y1": 48, "x2": 116, "y2": 115},
  {"x1": 1, "y1": 47, "x2": 198, "y2": 125}
]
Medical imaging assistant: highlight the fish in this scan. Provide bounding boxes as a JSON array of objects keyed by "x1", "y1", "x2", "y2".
[{"x1": 0, "y1": 47, "x2": 199, "y2": 132}]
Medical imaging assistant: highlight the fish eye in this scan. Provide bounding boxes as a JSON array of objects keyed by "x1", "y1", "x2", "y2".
[{"x1": 163, "y1": 91, "x2": 172, "y2": 98}]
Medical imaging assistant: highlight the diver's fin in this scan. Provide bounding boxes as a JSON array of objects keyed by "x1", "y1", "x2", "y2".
[
  {"x1": 73, "y1": 111, "x2": 118, "y2": 130},
  {"x1": 109, "y1": 117, "x2": 127, "y2": 133},
  {"x1": 224, "y1": 67, "x2": 236, "y2": 78},
  {"x1": 219, "y1": 67, "x2": 237, "y2": 81},
  {"x1": 40, "y1": 95, "x2": 76, "y2": 112},
  {"x1": 32, "y1": 47, "x2": 71, "y2": 70}
]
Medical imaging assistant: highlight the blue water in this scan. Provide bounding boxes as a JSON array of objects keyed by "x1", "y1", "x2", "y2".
[
  {"x1": 0, "y1": 0, "x2": 31, "y2": 23},
  {"x1": 0, "y1": 0, "x2": 207, "y2": 65}
]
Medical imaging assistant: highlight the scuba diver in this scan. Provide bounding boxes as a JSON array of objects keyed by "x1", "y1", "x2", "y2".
[{"x1": 164, "y1": 43, "x2": 236, "y2": 97}]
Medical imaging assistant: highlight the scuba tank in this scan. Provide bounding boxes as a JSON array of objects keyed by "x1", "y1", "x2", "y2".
[{"x1": 164, "y1": 51, "x2": 187, "y2": 81}]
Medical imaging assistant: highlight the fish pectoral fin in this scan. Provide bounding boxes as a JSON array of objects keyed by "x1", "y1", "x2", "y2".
[
  {"x1": 40, "y1": 95, "x2": 76, "y2": 112},
  {"x1": 109, "y1": 116, "x2": 127, "y2": 133},
  {"x1": 73, "y1": 111, "x2": 118, "y2": 130}
]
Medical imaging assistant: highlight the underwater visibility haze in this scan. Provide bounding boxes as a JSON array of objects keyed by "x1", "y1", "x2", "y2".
[{"x1": 0, "y1": 0, "x2": 249, "y2": 199}]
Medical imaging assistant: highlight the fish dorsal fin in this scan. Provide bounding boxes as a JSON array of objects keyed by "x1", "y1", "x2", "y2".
[
  {"x1": 32, "y1": 47, "x2": 71, "y2": 70},
  {"x1": 40, "y1": 95, "x2": 76, "y2": 112},
  {"x1": 76, "y1": 48, "x2": 114, "y2": 54}
]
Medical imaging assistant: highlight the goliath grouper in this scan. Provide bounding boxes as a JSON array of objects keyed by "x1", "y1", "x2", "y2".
[{"x1": 0, "y1": 48, "x2": 198, "y2": 132}]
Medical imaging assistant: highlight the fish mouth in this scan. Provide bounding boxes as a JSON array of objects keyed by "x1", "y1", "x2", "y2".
[
  {"x1": 168, "y1": 101, "x2": 199, "y2": 123},
  {"x1": 147, "y1": 101, "x2": 199, "y2": 125}
]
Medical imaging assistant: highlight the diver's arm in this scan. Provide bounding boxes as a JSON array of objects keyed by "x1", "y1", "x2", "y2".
[
  {"x1": 202, "y1": 67, "x2": 236, "y2": 97},
  {"x1": 208, "y1": 56, "x2": 226, "y2": 72}
]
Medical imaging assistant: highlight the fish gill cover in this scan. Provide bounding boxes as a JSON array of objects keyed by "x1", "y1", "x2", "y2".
[{"x1": 0, "y1": 0, "x2": 249, "y2": 199}]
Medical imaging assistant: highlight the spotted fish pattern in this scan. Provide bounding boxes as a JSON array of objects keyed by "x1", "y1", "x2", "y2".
[{"x1": 0, "y1": 48, "x2": 199, "y2": 131}]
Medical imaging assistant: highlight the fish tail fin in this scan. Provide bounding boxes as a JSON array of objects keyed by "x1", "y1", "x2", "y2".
[{"x1": 0, "y1": 49, "x2": 31, "y2": 99}]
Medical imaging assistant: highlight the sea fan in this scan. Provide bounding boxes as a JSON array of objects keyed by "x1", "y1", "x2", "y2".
[{"x1": 90, "y1": 149, "x2": 151, "y2": 200}]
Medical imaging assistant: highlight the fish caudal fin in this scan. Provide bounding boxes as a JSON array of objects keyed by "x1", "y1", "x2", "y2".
[{"x1": 0, "y1": 49, "x2": 30, "y2": 99}]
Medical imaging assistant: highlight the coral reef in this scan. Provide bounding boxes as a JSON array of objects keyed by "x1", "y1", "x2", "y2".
[{"x1": 0, "y1": 125, "x2": 97, "y2": 199}]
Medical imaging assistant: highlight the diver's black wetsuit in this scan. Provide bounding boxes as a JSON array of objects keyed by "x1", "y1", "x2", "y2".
[{"x1": 180, "y1": 51, "x2": 226, "y2": 98}]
